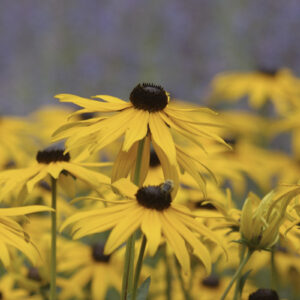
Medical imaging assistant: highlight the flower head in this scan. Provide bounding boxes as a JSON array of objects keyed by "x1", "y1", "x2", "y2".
[
  {"x1": 240, "y1": 191, "x2": 292, "y2": 251},
  {"x1": 61, "y1": 179, "x2": 222, "y2": 275},
  {"x1": 53, "y1": 84, "x2": 228, "y2": 190},
  {"x1": 0, "y1": 148, "x2": 110, "y2": 202}
]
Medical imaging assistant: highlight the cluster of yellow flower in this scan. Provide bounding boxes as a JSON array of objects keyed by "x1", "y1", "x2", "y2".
[{"x1": 0, "y1": 71, "x2": 300, "y2": 299}]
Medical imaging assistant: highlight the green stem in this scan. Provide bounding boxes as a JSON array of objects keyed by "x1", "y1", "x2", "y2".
[
  {"x1": 220, "y1": 249, "x2": 253, "y2": 300},
  {"x1": 175, "y1": 259, "x2": 193, "y2": 300},
  {"x1": 233, "y1": 245, "x2": 246, "y2": 300},
  {"x1": 133, "y1": 138, "x2": 146, "y2": 186},
  {"x1": 50, "y1": 177, "x2": 57, "y2": 300},
  {"x1": 121, "y1": 138, "x2": 145, "y2": 300},
  {"x1": 132, "y1": 235, "x2": 147, "y2": 300},
  {"x1": 165, "y1": 255, "x2": 172, "y2": 300}
]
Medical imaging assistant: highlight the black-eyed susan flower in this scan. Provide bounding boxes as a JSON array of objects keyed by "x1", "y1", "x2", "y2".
[
  {"x1": 53, "y1": 83, "x2": 228, "y2": 189},
  {"x1": 61, "y1": 179, "x2": 222, "y2": 275},
  {"x1": 58, "y1": 242, "x2": 122, "y2": 299},
  {"x1": 0, "y1": 148, "x2": 110, "y2": 202},
  {"x1": 211, "y1": 68, "x2": 300, "y2": 115},
  {"x1": 239, "y1": 191, "x2": 291, "y2": 251}
]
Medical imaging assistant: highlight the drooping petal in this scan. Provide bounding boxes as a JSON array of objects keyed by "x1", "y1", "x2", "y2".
[
  {"x1": 164, "y1": 210, "x2": 212, "y2": 274},
  {"x1": 149, "y1": 113, "x2": 177, "y2": 165},
  {"x1": 159, "y1": 213, "x2": 190, "y2": 275},
  {"x1": 122, "y1": 110, "x2": 149, "y2": 152},
  {"x1": 141, "y1": 210, "x2": 162, "y2": 256}
]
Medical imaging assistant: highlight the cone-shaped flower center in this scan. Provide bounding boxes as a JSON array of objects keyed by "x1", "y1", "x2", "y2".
[
  {"x1": 27, "y1": 267, "x2": 42, "y2": 282},
  {"x1": 130, "y1": 83, "x2": 169, "y2": 112},
  {"x1": 201, "y1": 275, "x2": 220, "y2": 288},
  {"x1": 258, "y1": 67, "x2": 278, "y2": 77},
  {"x1": 92, "y1": 243, "x2": 111, "y2": 263},
  {"x1": 36, "y1": 149, "x2": 70, "y2": 164},
  {"x1": 249, "y1": 288, "x2": 279, "y2": 300},
  {"x1": 136, "y1": 181, "x2": 173, "y2": 211},
  {"x1": 149, "y1": 150, "x2": 161, "y2": 168}
]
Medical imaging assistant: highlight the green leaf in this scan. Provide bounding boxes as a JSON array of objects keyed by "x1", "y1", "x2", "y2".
[
  {"x1": 238, "y1": 269, "x2": 252, "y2": 296},
  {"x1": 128, "y1": 276, "x2": 151, "y2": 300}
]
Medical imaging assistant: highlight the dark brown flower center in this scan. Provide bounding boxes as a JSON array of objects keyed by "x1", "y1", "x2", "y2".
[
  {"x1": 136, "y1": 181, "x2": 173, "y2": 211},
  {"x1": 27, "y1": 267, "x2": 42, "y2": 282},
  {"x1": 130, "y1": 83, "x2": 169, "y2": 112},
  {"x1": 36, "y1": 149, "x2": 70, "y2": 164},
  {"x1": 92, "y1": 243, "x2": 111, "y2": 263},
  {"x1": 149, "y1": 150, "x2": 161, "y2": 168},
  {"x1": 249, "y1": 288, "x2": 279, "y2": 300},
  {"x1": 201, "y1": 275, "x2": 220, "y2": 288}
]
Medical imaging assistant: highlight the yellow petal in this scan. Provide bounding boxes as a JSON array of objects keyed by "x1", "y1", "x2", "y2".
[
  {"x1": 0, "y1": 241, "x2": 10, "y2": 267},
  {"x1": 111, "y1": 143, "x2": 137, "y2": 183},
  {"x1": 165, "y1": 210, "x2": 211, "y2": 274},
  {"x1": 141, "y1": 210, "x2": 161, "y2": 256},
  {"x1": 112, "y1": 178, "x2": 138, "y2": 198},
  {"x1": 0, "y1": 205, "x2": 53, "y2": 217},
  {"x1": 159, "y1": 213, "x2": 190, "y2": 275},
  {"x1": 149, "y1": 113, "x2": 177, "y2": 165},
  {"x1": 123, "y1": 110, "x2": 149, "y2": 152},
  {"x1": 104, "y1": 205, "x2": 144, "y2": 254}
]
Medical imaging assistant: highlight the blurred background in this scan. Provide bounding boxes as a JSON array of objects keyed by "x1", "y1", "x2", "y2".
[{"x1": 1, "y1": 0, "x2": 300, "y2": 115}]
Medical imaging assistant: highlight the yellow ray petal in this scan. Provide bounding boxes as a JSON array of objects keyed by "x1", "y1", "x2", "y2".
[
  {"x1": 72, "y1": 206, "x2": 135, "y2": 239},
  {"x1": 55, "y1": 94, "x2": 129, "y2": 111},
  {"x1": 26, "y1": 168, "x2": 48, "y2": 193},
  {"x1": 92, "y1": 266, "x2": 108, "y2": 300},
  {"x1": 152, "y1": 141, "x2": 180, "y2": 197},
  {"x1": 165, "y1": 210, "x2": 211, "y2": 274},
  {"x1": 60, "y1": 204, "x2": 132, "y2": 233},
  {"x1": 47, "y1": 163, "x2": 64, "y2": 179},
  {"x1": 159, "y1": 213, "x2": 190, "y2": 275},
  {"x1": 0, "y1": 205, "x2": 53, "y2": 216},
  {"x1": 112, "y1": 178, "x2": 138, "y2": 198},
  {"x1": 62, "y1": 163, "x2": 110, "y2": 187},
  {"x1": 0, "y1": 241, "x2": 10, "y2": 267},
  {"x1": 141, "y1": 210, "x2": 161, "y2": 256},
  {"x1": 104, "y1": 205, "x2": 144, "y2": 254},
  {"x1": 149, "y1": 113, "x2": 177, "y2": 165},
  {"x1": 123, "y1": 110, "x2": 149, "y2": 152},
  {"x1": 111, "y1": 143, "x2": 137, "y2": 183}
]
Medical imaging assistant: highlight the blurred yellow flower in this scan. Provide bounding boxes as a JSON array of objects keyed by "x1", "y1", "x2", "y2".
[
  {"x1": 211, "y1": 68, "x2": 300, "y2": 114},
  {"x1": 0, "y1": 148, "x2": 110, "y2": 202}
]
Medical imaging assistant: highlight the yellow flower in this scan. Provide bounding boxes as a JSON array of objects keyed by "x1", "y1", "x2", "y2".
[
  {"x1": 0, "y1": 148, "x2": 110, "y2": 202},
  {"x1": 61, "y1": 179, "x2": 222, "y2": 275},
  {"x1": 240, "y1": 191, "x2": 291, "y2": 250},
  {"x1": 53, "y1": 83, "x2": 228, "y2": 189},
  {"x1": 58, "y1": 242, "x2": 122, "y2": 300},
  {"x1": 0, "y1": 205, "x2": 52, "y2": 267},
  {"x1": 211, "y1": 68, "x2": 300, "y2": 114}
]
